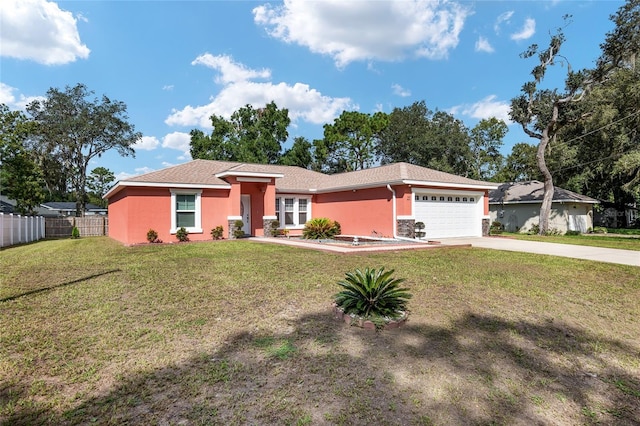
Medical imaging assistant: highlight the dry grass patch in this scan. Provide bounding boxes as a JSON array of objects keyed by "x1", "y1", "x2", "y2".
[{"x1": 0, "y1": 238, "x2": 638, "y2": 425}]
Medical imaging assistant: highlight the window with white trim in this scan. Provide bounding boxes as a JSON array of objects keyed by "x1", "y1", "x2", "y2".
[
  {"x1": 276, "y1": 196, "x2": 311, "y2": 227},
  {"x1": 298, "y1": 199, "x2": 308, "y2": 224},
  {"x1": 170, "y1": 189, "x2": 202, "y2": 233}
]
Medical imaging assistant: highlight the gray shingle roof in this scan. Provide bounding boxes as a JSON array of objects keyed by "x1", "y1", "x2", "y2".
[
  {"x1": 489, "y1": 181, "x2": 599, "y2": 204},
  {"x1": 109, "y1": 159, "x2": 497, "y2": 198}
]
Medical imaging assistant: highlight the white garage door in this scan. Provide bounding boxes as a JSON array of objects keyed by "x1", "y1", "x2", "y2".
[{"x1": 414, "y1": 193, "x2": 481, "y2": 238}]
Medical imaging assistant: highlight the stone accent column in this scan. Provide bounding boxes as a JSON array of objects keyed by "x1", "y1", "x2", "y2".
[
  {"x1": 228, "y1": 216, "x2": 242, "y2": 239},
  {"x1": 263, "y1": 216, "x2": 277, "y2": 238},
  {"x1": 482, "y1": 218, "x2": 490, "y2": 236},
  {"x1": 396, "y1": 219, "x2": 415, "y2": 238}
]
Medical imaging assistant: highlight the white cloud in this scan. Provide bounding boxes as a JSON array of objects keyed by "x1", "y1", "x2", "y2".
[
  {"x1": 475, "y1": 36, "x2": 494, "y2": 53},
  {"x1": 391, "y1": 84, "x2": 411, "y2": 97},
  {"x1": 511, "y1": 18, "x2": 536, "y2": 41},
  {"x1": 452, "y1": 95, "x2": 511, "y2": 123},
  {"x1": 1, "y1": 0, "x2": 90, "y2": 65},
  {"x1": 135, "y1": 136, "x2": 160, "y2": 151},
  {"x1": 0, "y1": 82, "x2": 44, "y2": 110},
  {"x1": 494, "y1": 11, "x2": 514, "y2": 34},
  {"x1": 193, "y1": 53, "x2": 271, "y2": 84},
  {"x1": 162, "y1": 85, "x2": 174, "y2": 91},
  {"x1": 166, "y1": 54, "x2": 354, "y2": 128},
  {"x1": 162, "y1": 131, "x2": 191, "y2": 154},
  {"x1": 253, "y1": 0, "x2": 470, "y2": 68}
]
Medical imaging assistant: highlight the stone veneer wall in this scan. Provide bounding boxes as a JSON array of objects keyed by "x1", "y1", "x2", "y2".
[
  {"x1": 396, "y1": 219, "x2": 415, "y2": 238},
  {"x1": 228, "y1": 219, "x2": 239, "y2": 239},
  {"x1": 482, "y1": 218, "x2": 490, "y2": 236},
  {"x1": 263, "y1": 218, "x2": 277, "y2": 237}
]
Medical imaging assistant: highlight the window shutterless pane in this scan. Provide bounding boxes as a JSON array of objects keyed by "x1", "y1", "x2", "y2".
[
  {"x1": 299, "y1": 212, "x2": 307, "y2": 224},
  {"x1": 176, "y1": 194, "x2": 195, "y2": 210},
  {"x1": 285, "y1": 212, "x2": 294, "y2": 225},
  {"x1": 285, "y1": 198, "x2": 294, "y2": 211},
  {"x1": 177, "y1": 212, "x2": 195, "y2": 227}
]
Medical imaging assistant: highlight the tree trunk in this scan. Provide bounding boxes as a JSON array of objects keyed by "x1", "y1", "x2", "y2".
[{"x1": 537, "y1": 107, "x2": 558, "y2": 235}]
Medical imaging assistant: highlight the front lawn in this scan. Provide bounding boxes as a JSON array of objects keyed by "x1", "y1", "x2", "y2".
[
  {"x1": 501, "y1": 232, "x2": 640, "y2": 251},
  {"x1": 1, "y1": 238, "x2": 639, "y2": 425}
]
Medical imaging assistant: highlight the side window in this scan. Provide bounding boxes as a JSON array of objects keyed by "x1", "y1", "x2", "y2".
[
  {"x1": 284, "y1": 198, "x2": 295, "y2": 225},
  {"x1": 176, "y1": 194, "x2": 196, "y2": 227},
  {"x1": 298, "y1": 199, "x2": 308, "y2": 224}
]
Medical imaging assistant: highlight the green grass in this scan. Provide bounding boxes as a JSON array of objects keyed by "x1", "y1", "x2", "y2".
[
  {"x1": 1, "y1": 237, "x2": 639, "y2": 425},
  {"x1": 501, "y1": 232, "x2": 640, "y2": 251}
]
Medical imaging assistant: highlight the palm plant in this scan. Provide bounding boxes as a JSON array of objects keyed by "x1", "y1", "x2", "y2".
[{"x1": 334, "y1": 268, "x2": 411, "y2": 321}]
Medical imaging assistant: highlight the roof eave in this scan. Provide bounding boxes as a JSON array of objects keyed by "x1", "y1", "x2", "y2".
[
  {"x1": 104, "y1": 181, "x2": 232, "y2": 199},
  {"x1": 403, "y1": 180, "x2": 498, "y2": 190}
]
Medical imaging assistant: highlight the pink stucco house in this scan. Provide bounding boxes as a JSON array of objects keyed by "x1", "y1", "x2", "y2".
[{"x1": 104, "y1": 159, "x2": 498, "y2": 245}]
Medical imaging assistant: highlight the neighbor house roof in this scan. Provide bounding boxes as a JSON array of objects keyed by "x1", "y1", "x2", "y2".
[
  {"x1": 40, "y1": 202, "x2": 106, "y2": 211},
  {"x1": 489, "y1": 181, "x2": 599, "y2": 204},
  {"x1": 105, "y1": 159, "x2": 497, "y2": 199}
]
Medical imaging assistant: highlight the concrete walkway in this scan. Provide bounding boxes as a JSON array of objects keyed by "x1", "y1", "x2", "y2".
[
  {"x1": 440, "y1": 237, "x2": 640, "y2": 267},
  {"x1": 250, "y1": 236, "x2": 639, "y2": 267}
]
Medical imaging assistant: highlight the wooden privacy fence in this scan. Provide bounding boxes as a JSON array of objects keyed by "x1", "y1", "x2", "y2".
[
  {"x1": 45, "y1": 216, "x2": 109, "y2": 238},
  {"x1": 0, "y1": 214, "x2": 46, "y2": 248}
]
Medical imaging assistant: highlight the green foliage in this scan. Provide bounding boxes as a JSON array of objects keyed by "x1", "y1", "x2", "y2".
[
  {"x1": 302, "y1": 218, "x2": 341, "y2": 239},
  {"x1": 0, "y1": 104, "x2": 45, "y2": 214},
  {"x1": 334, "y1": 267, "x2": 411, "y2": 321},
  {"x1": 146, "y1": 229, "x2": 159, "y2": 243},
  {"x1": 176, "y1": 227, "x2": 189, "y2": 242},
  {"x1": 190, "y1": 101, "x2": 290, "y2": 164},
  {"x1": 210, "y1": 225, "x2": 224, "y2": 240},
  {"x1": 490, "y1": 221, "x2": 505, "y2": 235},
  {"x1": 270, "y1": 220, "x2": 280, "y2": 237},
  {"x1": 593, "y1": 226, "x2": 608, "y2": 234},
  {"x1": 565, "y1": 230, "x2": 581, "y2": 236},
  {"x1": 86, "y1": 167, "x2": 115, "y2": 208},
  {"x1": 280, "y1": 137, "x2": 313, "y2": 168},
  {"x1": 318, "y1": 110, "x2": 388, "y2": 172},
  {"x1": 233, "y1": 220, "x2": 245, "y2": 239},
  {"x1": 26, "y1": 84, "x2": 141, "y2": 216},
  {"x1": 378, "y1": 101, "x2": 471, "y2": 175},
  {"x1": 468, "y1": 118, "x2": 508, "y2": 180},
  {"x1": 71, "y1": 226, "x2": 80, "y2": 239}
]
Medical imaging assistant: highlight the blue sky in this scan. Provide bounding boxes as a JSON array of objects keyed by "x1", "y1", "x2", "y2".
[{"x1": 1, "y1": 0, "x2": 622, "y2": 182}]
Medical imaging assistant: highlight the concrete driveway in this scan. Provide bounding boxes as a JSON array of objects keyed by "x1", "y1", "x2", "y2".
[{"x1": 441, "y1": 237, "x2": 640, "y2": 267}]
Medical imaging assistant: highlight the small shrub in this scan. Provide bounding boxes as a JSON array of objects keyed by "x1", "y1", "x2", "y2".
[
  {"x1": 71, "y1": 226, "x2": 80, "y2": 239},
  {"x1": 334, "y1": 267, "x2": 411, "y2": 325},
  {"x1": 303, "y1": 218, "x2": 341, "y2": 239},
  {"x1": 270, "y1": 220, "x2": 280, "y2": 237},
  {"x1": 490, "y1": 221, "x2": 504, "y2": 235},
  {"x1": 210, "y1": 225, "x2": 224, "y2": 240},
  {"x1": 176, "y1": 227, "x2": 189, "y2": 242},
  {"x1": 233, "y1": 220, "x2": 245, "y2": 239},
  {"x1": 593, "y1": 226, "x2": 608, "y2": 234},
  {"x1": 565, "y1": 230, "x2": 581, "y2": 236},
  {"x1": 528, "y1": 223, "x2": 540, "y2": 235},
  {"x1": 147, "y1": 229, "x2": 159, "y2": 243}
]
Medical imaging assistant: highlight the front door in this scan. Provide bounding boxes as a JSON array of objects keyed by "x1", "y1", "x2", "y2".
[{"x1": 241, "y1": 195, "x2": 251, "y2": 235}]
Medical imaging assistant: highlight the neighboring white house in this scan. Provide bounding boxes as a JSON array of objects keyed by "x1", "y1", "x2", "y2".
[{"x1": 489, "y1": 181, "x2": 599, "y2": 233}]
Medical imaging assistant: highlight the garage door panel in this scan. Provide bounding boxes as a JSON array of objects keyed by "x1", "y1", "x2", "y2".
[{"x1": 414, "y1": 193, "x2": 480, "y2": 238}]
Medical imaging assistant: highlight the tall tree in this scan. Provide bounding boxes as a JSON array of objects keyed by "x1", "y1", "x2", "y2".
[
  {"x1": 379, "y1": 101, "x2": 471, "y2": 175},
  {"x1": 27, "y1": 84, "x2": 141, "y2": 216},
  {"x1": 0, "y1": 104, "x2": 45, "y2": 214},
  {"x1": 280, "y1": 136, "x2": 313, "y2": 168},
  {"x1": 190, "y1": 101, "x2": 290, "y2": 164},
  {"x1": 493, "y1": 142, "x2": 541, "y2": 183},
  {"x1": 86, "y1": 166, "x2": 115, "y2": 208},
  {"x1": 319, "y1": 111, "x2": 388, "y2": 172},
  {"x1": 509, "y1": 18, "x2": 596, "y2": 234},
  {"x1": 468, "y1": 118, "x2": 508, "y2": 180}
]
